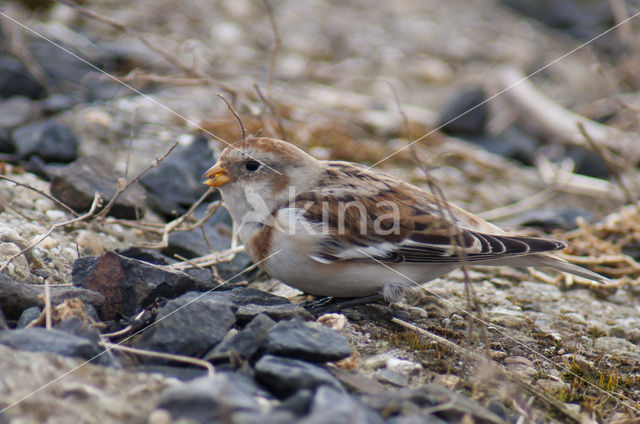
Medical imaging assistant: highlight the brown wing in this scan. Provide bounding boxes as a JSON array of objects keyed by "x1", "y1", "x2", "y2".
[{"x1": 291, "y1": 161, "x2": 565, "y2": 264}]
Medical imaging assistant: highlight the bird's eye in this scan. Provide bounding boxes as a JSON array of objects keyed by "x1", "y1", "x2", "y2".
[{"x1": 245, "y1": 160, "x2": 261, "y2": 172}]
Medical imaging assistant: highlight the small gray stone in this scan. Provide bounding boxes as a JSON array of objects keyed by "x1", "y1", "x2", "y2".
[
  {"x1": 134, "y1": 291, "x2": 236, "y2": 360},
  {"x1": 263, "y1": 318, "x2": 352, "y2": 362},
  {"x1": 375, "y1": 368, "x2": 409, "y2": 387},
  {"x1": 156, "y1": 373, "x2": 264, "y2": 423},
  {"x1": 300, "y1": 386, "x2": 383, "y2": 424},
  {"x1": 0, "y1": 96, "x2": 39, "y2": 129},
  {"x1": 16, "y1": 306, "x2": 41, "y2": 328},
  {"x1": 12, "y1": 119, "x2": 78, "y2": 163},
  {"x1": 0, "y1": 328, "x2": 110, "y2": 364},
  {"x1": 237, "y1": 303, "x2": 313, "y2": 324},
  {"x1": 255, "y1": 355, "x2": 343, "y2": 398}
]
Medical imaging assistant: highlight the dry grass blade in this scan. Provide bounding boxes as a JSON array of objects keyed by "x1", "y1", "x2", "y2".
[
  {"x1": 101, "y1": 342, "x2": 215, "y2": 378},
  {"x1": 262, "y1": 0, "x2": 281, "y2": 91}
]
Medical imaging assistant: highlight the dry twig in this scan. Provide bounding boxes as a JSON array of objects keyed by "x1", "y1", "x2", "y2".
[
  {"x1": 95, "y1": 142, "x2": 179, "y2": 219},
  {"x1": 217, "y1": 93, "x2": 246, "y2": 140},
  {"x1": 262, "y1": 0, "x2": 281, "y2": 91},
  {"x1": 0, "y1": 176, "x2": 79, "y2": 217},
  {"x1": 54, "y1": 0, "x2": 236, "y2": 94},
  {"x1": 101, "y1": 342, "x2": 215, "y2": 378}
]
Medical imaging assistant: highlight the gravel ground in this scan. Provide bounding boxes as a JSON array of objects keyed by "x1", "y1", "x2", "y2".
[{"x1": 1, "y1": 0, "x2": 640, "y2": 423}]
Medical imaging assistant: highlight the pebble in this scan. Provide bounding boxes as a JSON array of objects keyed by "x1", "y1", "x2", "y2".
[
  {"x1": 134, "y1": 291, "x2": 236, "y2": 360},
  {"x1": 0, "y1": 96, "x2": 39, "y2": 129},
  {"x1": 45, "y1": 210, "x2": 67, "y2": 221},
  {"x1": 205, "y1": 314, "x2": 275, "y2": 363},
  {"x1": 593, "y1": 337, "x2": 640, "y2": 360},
  {"x1": 31, "y1": 235, "x2": 57, "y2": 249},
  {"x1": 254, "y1": 355, "x2": 344, "y2": 398},
  {"x1": 504, "y1": 356, "x2": 537, "y2": 379},
  {"x1": 262, "y1": 318, "x2": 352, "y2": 363},
  {"x1": 317, "y1": 313, "x2": 348, "y2": 331},
  {"x1": 375, "y1": 368, "x2": 409, "y2": 387},
  {"x1": 75, "y1": 230, "x2": 104, "y2": 255},
  {"x1": 535, "y1": 378, "x2": 569, "y2": 395}
]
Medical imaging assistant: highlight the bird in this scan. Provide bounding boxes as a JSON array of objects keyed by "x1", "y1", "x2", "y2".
[{"x1": 202, "y1": 137, "x2": 608, "y2": 302}]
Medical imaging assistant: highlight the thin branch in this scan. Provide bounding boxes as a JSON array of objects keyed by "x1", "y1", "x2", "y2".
[
  {"x1": 217, "y1": 93, "x2": 246, "y2": 140},
  {"x1": 0, "y1": 176, "x2": 80, "y2": 216},
  {"x1": 262, "y1": 0, "x2": 281, "y2": 91},
  {"x1": 0, "y1": 193, "x2": 102, "y2": 273},
  {"x1": 254, "y1": 83, "x2": 286, "y2": 139},
  {"x1": 44, "y1": 278, "x2": 52, "y2": 330},
  {"x1": 95, "y1": 142, "x2": 179, "y2": 219},
  {"x1": 101, "y1": 342, "x2": 215, "y2": 378}
]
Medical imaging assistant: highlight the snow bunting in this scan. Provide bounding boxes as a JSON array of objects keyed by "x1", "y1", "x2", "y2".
[{"x1": 203, "y1": 137, "x2": 607, "y2": 301}]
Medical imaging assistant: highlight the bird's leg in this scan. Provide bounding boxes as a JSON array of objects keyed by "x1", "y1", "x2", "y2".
[{"x1": 303, "y1": 294, "x2": 385, "y2": 315}]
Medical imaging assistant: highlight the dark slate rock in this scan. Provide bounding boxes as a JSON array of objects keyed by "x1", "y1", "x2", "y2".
[
  {"x1": 0, "y1": 273, "x2": 105, "y2": 320},
  {"x1": 16, "y1": 306, "x2": 41, "y2": 328},
  {"x1": 438, "y1": 88, "x2": 488, "y2": 136},
  {"x1": 12, "y1": 119, "x2": 79, "y2": 163},
  {"x1": 133, "y1": 291, "x2": 236, "y2": 359},
  {"x1": 38, "y1": 94, "x2": 80, "y2": 116},
  {"x1": 0, "y1": 96, "x2": 39, "y2": 129},
  {"x1": 156, "y1": 373, "x2": 264, "y2": 423},
  {"x1": 0, "y1": 328, "x2": 111, "y2": 364},
  {"x1": 0, "y1": 307, "x2": 8, "y2": 331},
  {"x1": 236, "y1": 303, "x2": 313, "y2": 325},
  {"x1": 245, "y1": 313, "x2": 277, "y2": 337},
  {"x1": 50, "y1": 156, "x2": 146, "y2": 219},
  {"x1": 566, "y1": 145, "x2": 610, "y2": 179},
  {"x1": 30, "y1": 39, "x2": 122, "y2": 102},
  {"x1": 0, "y1": 56, "x2": 45, "y2": 99},
  {"x1": 72, "y1": 251, "x2": 197, "y2": 320},
  {"x1": 55, "y1": 316, "x2": 101, "y2": 344},
  {"x1": 276, "y1": 388, "x2": 313, "y2": 416},
  {"x1": 300, "y1": 386, "x2": 383, "y2": 424},
  {"x1": 464, "y1": 127, "x2": 540, "y2": 166},
  {"x1": 509, "y1": 207, "x2": 592, "y2": 232},
  {"x1": 140, "y1": 135, "x2": 218, "y2": 217},
  {"x1": 116, "y1": 247, "x2": 171, "y2": 265},
  {"x1": 499, "y1": 0, "x2": 618, "y2": 54},
  {"x1": 205, "y1": 329, "x2": 260, "y2": 363},
  {"x1": 0, "y1": 129, "x2": 13, "y2": 154},
  {"x1": 363, "y1": 384, "x2": 505, "y2": 424},
  {"x1": 254, "y1": 355, "x2": 343, "y2": 398},
  {"x1": 263, "y1": 318, "x2": 352, "y2": 363},
  {"x1": 216, "y1": 287, "x2": 291, "y2": 306},
  {"x1": 136, "y1": 365, "x2": 208, "y2": 381}
]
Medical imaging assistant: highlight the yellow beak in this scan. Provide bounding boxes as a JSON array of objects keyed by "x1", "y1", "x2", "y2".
[{"x1": 202, "y1": 162, "x2": 231, "y2": 187}]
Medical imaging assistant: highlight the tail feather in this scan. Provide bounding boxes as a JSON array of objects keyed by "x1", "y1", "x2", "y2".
[{"x1": 526, "y1": 254, "x2": 610, "y2": 284}]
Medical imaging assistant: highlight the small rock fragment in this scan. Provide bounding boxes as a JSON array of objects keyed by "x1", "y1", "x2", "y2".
[
  {"x1": 301, "y1": 386, "x2": 383, "y2": 424},
  {"x1": 155, "y1": 373, "x2": 264, "y2": 423},
  {"x1": 0, "y1": 328, "x2": 109, "y2": 364},
  {"x1": 263, "y1": 318, "x2": 352, "y2": 363},
  {"x1": 134, "y1": 292, "x2": 236, "y2": 359},
  {"x1": 254, "y1": 355, "x2": 343, "y2": 398},
  {"x1": 50, "y1": 156, "x2": 146, "y2": 219},
  {"x1": 12, "y1": 119, "x2": 79, "y2": 163}
]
